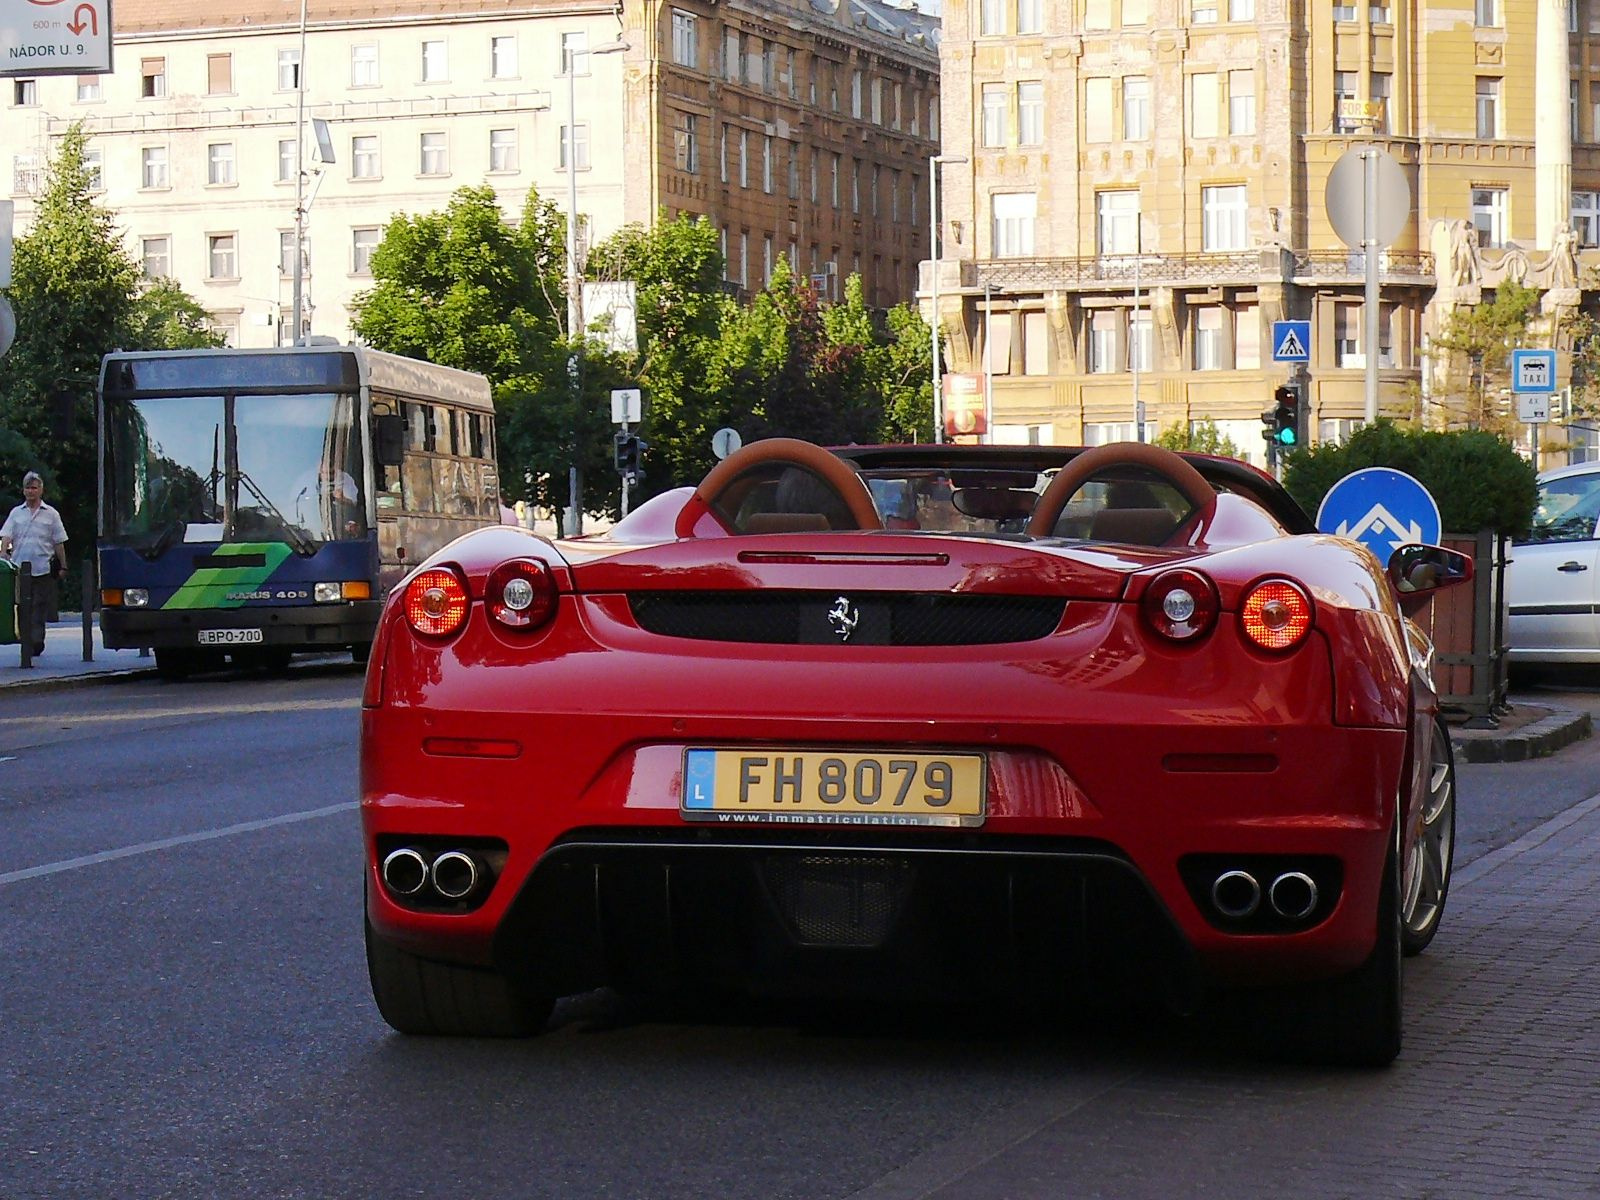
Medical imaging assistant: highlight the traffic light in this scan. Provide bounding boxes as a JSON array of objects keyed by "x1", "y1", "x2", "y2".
[
  {"x1": 1270, "y1": 384, "x2": 1302, "y2": 449},
  {"x1": 613, "y1": 431, "x2": 645, "y2": 477}
]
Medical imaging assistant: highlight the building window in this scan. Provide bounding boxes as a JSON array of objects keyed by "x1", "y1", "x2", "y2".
[
  {"x1": 76, "y1": 75, "x2": 101, "y2": 102},
  {"x1": 1097, "y1": 190, "x2": 1141, "y2": 255},
  {"x1": 207, "y1": 54, "x2": 233, "y2": 95},
  {"x1": 278, "y1": 139, "x2": 297, "y2": 182},
  {"x1": 1018, "y1": 82, "x2": 1044, "y2": 145},
  {"x1": 420, "y1": 131, "x2": 448, "y2": 175},
  {"x1": 1190, "y1": 72, "x2": 1218, "y2": 139},
  {"x1": 83, "y1": 148, "x2": 102, "y2": 191},
  {"x1": 1123, "y1": 76, "x2": 1150, "y2": 140},
  {"x1": 1575, "y1": 79, "x2": 1582, "y2": 142},
  {"x1": 1472, "y1": 186, "x2": 1508, "y2": 248},
  {"x1": 489, "y1": 128, "x2": 518, "y2": 172},
  {"x1": 676, "y1": 114, "x2": 699, "y2": 173},
  {"x1": 851, "y1": 70, "x2": 863, "y2": 118},
  {"x1": 1475, "y1": 0, "x2": 1496, "y2": 25},
  {"x1": 739, "y1": 232, "x2": 749, "y2": 288},
  {"x1": 279, "y1": 230, "x2": 306, "y2": 276},
  {"x1": 12, "y1": 79, "x2": 36, "y2": 107},
  {"x1": 141, "y1": 236, "x2": 171, "y2": 280},
  {"x1": 1332, "y1": 0, "x2": 1357, "y2": 19},
  {"x1": 762, "y1": 41, "x2": 777, "y2": 92},
  {"x1": 560, "y1": 124, "x2": 590, "y2": 171},
  {"x1": 982, "y1": 84, "x2": 1008, "y2": 147},
  {"x1": 1476, "y1": 78, "x2": 1500, "y2": 139},
  {"x1": 992, "y1": 192, "x2": 1038, "y2": 257},
  {"x1": 1129, "y1": 312, "x2": 1153, "y2": 372},
  {"x1": 140, "y1": 146, "x2": 168, "y2": 189},
  {"x1": 1192, "y1": 0, "x2": 1219, "y2": 22},
  {"x1": 419, "y1": 39, "x2": 447, "y2": 82},
  {"x1": 740, "y1": 130, "x2": 750, "y2": 187},
  {"x1": 207, "y1": 143, "x2": 236, "y2": 186},
  {"x1": 1235, "y1": 305, "x2": 1261, "y2": 368},
  {"x1": 352, "y1": 43, "x2": 379, "y2": 87},
  {"x1": 851, "y1": 159, "x2": 860, "y2": 213},
  {"x1": 1018, "y1": 0, "x2": 1044, "y2": 32},
  {"x1": 352, "y1": 135, "x2": 380, "y2": 179},
  {"x1": 208, "y1": 234, "x2": 238, "y2": 280},
  {"x1": 1085, "y1": 78, "x2": 1113, "y2": 142},
  {"x1": 1575, "y1": 192, "x2": 1600, "y2": 246},
  {"x1": 719, "y1": 124, "x2": 729, "y2": 182},
  {"x1": 1229, "y1": 71, "x2": 1255, "y2": 135},
  {"x1": 831, "y1": 154, "x2": 840, "y2": 207},
  {"x1": 141, "y1": 58, "x2": 166, "y2": 98},
  {"x1": 11, "y1": 154, "x2": 39, "y2": 195},
  {"x1": 1592, "y1": 82, "x2": 1600, "y2": 142},
  {"x1": 724, "y1": 30, "x2": 740, "y2": 82},
  {"x1": 1088, "y1": 311, "x2": 1120, "y2": 373},
  {"x1": 561, "y1": 32, "x2": 588, "y2": 75},
  {"x1": 1371, "y1": 73, "x2": 1391, "y2": 135},
  {"x1": 981, "y1": 0, "x2": 1006, "y2": 34},
  {"x1": 1333, "y1": 302, "x2": 1391, "y2": 368},
  {"x1": 790, "y1": 144, "x2": 801, "y2": 199},
  {"x1": 762, "y1": 134, "x2": 773, "y2": 192},
  {"x1": 672, "y1": 10, "x2": 698, "y2": 69},
  {"x1": 352, "y1": 227, "x2": 380, "y2": 275},
  {"x1": 277, "y1": 49, "x2": 299, "y2": 91},
  {"x1": 1334, "y1": 71, "x2": 1359, "y2": 133},
  {"x1": 1123, "y1": 0, "x2": 1149, "y2": 22},
  {"x1": 1201, "y1": 184, "x2": 1248, "y2": 250},
  {"x1": 1370, "y1": 0, "x2": 1391, "y2": 17},
  {"x1": 491, "y1": 36, "x2": 517, "y2": 79},
  {"x1": 1229, "y1": 0, "x2": 1254, "y2": 17},
  {"x1": 1194, "y1": 307, "x2": 1223, "y2": 370}
]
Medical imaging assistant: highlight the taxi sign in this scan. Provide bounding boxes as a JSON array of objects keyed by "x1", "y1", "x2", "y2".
[
  {"x1": 1511, "y1": 349, "x2": 1557, "y2": 395},
  {"x1": 1316, "y1": 468, "x2": 1442, "y2": 561}
]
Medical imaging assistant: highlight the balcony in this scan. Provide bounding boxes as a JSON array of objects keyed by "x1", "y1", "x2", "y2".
[{"x1": 967, "y1": 249, "x2": 1436, "y2": 292}]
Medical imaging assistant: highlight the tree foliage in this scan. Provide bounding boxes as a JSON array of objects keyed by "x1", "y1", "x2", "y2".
[
  {"x1": 1427, "y1": 283, "x2": 1541, "y2": 434},
  {"x1": 1154, "y1": 416, "x2": 1242, "y2": 460},
  {"x1": 0, "y1": 123, "x2": 219, "y2": 550}
]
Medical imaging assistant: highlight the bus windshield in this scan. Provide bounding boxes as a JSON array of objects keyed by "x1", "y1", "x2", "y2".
[{"x1": 103, "y1": 391, "x2": 365, "y2": 551}]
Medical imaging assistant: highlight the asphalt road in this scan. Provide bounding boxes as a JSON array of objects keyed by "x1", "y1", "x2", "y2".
[{"x1": 1, "y1": 666, "x2": 1595, "y2": 1199}]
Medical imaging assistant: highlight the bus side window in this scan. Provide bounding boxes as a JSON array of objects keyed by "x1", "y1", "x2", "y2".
[
  {"x1": 403, "y1": 452, "x2": 437, "y2": 513},
  {"x1": 468, "y1": 413, "x2": 485, "y2": 460},
  {"x1": 404, "y1": 402, "x2": 429, "y2": 452},
  {"x1": 437, "y1": 405, "x2": 455, "y2": 456}
]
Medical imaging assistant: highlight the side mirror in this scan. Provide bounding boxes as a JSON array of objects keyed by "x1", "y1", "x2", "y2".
[
  {"x1": 374, "y1": 414, "x2": 404, "y2": 467},
  {"x1": 1386, "y1": 544, "x2": 1473, "y2": 596}
]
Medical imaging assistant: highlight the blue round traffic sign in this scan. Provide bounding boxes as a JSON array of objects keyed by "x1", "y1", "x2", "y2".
[{"x1": 1315, "y1": 468, "x2": 1442, "y2": 562}]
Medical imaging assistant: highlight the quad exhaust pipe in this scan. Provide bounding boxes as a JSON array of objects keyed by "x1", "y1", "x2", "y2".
[
  {"x1": 1209, "y1": 868, "x2": 1322, "y2": 923},
  {"x1": 380, "y1": 846, "x2": 483, "y2": 902}
]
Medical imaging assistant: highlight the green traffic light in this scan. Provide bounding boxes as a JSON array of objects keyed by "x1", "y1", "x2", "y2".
[{"x1": 1276, "y1": 428, "x2": 1298, "y2": 447}]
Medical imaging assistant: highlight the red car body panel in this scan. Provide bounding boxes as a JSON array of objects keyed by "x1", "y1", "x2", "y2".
[{"x1": 360, "y1": 444, "x2": 1457, "y2": 1015}]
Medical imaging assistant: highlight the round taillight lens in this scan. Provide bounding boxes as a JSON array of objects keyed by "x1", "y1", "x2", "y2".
[
  {"x1": 1240, "y1": 579, "x2": 1313, "y2": 651},
  {"x1": 1141, "y1": 569, "x2": 1219, "y2": 643},
  {"x1": 487, "y1": 559, "x2": 557, "y2": 630},
  {"x1": 404, "y1": 567, "x2": 469, "y2": 638}
]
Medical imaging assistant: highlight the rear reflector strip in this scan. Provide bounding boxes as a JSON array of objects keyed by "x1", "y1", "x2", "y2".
[{"x1": 422, "y1": 738, "x2": 522, "y2": 759}]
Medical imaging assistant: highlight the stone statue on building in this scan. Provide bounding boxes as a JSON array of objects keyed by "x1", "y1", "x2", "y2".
[
  {"x1": 1545, "y1": 224, "x2": 1580, "y2": 290},
  {"x1": 1446, "y1": 219, "x2": 1482, "y2": 288}
]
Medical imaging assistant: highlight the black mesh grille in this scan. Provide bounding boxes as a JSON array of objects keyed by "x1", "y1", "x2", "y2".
[
  {"x1": 628, "y1": 591, "x2": 1066, "y2": 645},
  {"x1": 759, "y1": 854, "x2": 914, "y2": 948}
]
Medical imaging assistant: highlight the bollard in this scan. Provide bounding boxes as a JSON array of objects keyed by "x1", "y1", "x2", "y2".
[
  {"x1": 17, "y1": 569, "x2": 33, "y2": 669},
  {"x1": 81, "y1": 555, "x2": 94, "y2": 662}
]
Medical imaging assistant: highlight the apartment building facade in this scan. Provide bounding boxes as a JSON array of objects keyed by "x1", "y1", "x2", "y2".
[
  {"x1": 930, "y1": 0, "x2": 1598, "y2": 462},
  {"x1": 2, "y1": 0, "x2": 938, "y2": 348}
]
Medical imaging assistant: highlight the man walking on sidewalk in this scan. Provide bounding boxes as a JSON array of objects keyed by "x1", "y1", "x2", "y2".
[{"x1": 1, "y1": 471, "x2": 69, "y2": 656}]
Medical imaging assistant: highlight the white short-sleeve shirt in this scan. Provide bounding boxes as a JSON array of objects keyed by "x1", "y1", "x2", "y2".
[{"x1": 1, "y1": 501, "x2": 69, "y2": 577}]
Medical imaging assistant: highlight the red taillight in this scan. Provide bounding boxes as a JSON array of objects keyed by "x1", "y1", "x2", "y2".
[
  {"x1": 1141, "y1": 569, "x2": 1219, "y2": 643},
  {"x1": 486, "y1": 559, "x2": 558, "y2": 631},
  {"x1": 403, "y1": 567, "x2": 469, "y2": 638},
  {"x1": 1239, "y1": 579, "x2": 1313, "y2": 652}
]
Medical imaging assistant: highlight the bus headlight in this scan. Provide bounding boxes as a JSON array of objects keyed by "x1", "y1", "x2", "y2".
[
  {"x1": 314, "y1": 582, "x2": 342, "y2": 603},
  {"x1": 124, "y1": 588, "x2": 150, "y2": 608}
]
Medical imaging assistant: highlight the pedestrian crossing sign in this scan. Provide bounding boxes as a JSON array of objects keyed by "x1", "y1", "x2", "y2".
[{"x1": 1272, "y1": 320, "x2": 1311, "y2": 362}]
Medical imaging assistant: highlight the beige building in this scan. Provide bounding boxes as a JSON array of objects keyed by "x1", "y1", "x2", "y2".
[
  {"x1": 2, "y1": 0, "x2": 938, "y2": 348},
  {"x1": 929, "y1": 0, "x2": 1599, "y2": 464}
]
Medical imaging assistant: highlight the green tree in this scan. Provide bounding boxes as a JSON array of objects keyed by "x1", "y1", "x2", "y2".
[
  {"x1": 1427, "y1": 283, "x2": 1541, "y2": 433},
  {"x1": 1154, "y1": 416, "x2": 1242, "y2": 459},
  {"x1": 0, "y1": 123, "x2": 216, "y2": 551},
  {"x1": 873, "y1": 303, "x2": 934, "y2": 444}
]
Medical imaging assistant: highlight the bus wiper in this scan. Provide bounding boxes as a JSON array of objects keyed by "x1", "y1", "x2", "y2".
[
  {"x1": 235, "y1": 469, "x2": 317, "y2": 556},
  {"x1": 137, "y1": 520, "x2": 187, "y2": 561}
]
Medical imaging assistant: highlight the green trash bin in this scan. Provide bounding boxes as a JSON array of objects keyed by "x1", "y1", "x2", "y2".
[{"x1": 0, "y1": 559, "x2": 16, "y2": 645}]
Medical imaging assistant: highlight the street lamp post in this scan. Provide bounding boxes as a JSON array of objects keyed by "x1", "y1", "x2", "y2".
[
  {"x1": 561, "y1": 36, "x2": 629, "y2": 536},
  {"x1": 928, "y1": 153, "x2": 967, "y2": 444},
  {"x1": 290, "y1": 0, "x2": 309, "y2": 344}
]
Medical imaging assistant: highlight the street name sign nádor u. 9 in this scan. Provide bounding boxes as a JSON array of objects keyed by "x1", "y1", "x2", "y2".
[{"x1": 2, "y1": 0, "x2": 113, "y2": 77}]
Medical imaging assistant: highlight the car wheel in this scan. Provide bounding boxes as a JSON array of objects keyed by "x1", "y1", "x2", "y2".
[
  {"x1": 1272, "y1": 829, "x2": 1403, "y2": 1068},
  {"x1": 364, "y1": 917, "x2": 553, "y2": 1038},
  {"x1": 154, "y1": 648, "x2": 192, "y2": 682},
  {"x1": 1401, "y1": 718, "x2": 1456, "y2": 956}
]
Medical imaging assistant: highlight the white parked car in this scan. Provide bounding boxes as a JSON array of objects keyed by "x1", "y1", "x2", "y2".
[{"x1": 1508, "y1": 461, "x2": 1600, "y2": 665}]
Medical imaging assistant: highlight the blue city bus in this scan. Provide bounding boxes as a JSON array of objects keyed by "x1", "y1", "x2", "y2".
[{"x1": 97, "y1": 345, "x2": 500, "y2": 679}]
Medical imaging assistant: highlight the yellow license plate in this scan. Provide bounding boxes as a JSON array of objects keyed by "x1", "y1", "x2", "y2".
[{"x1": 681, "y1": 748, "x2": 986, "y2": 827}]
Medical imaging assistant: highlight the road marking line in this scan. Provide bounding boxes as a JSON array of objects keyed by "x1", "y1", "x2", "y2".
[{"x1": 0, "y1": 802, "x2": 357, "y2": 888}]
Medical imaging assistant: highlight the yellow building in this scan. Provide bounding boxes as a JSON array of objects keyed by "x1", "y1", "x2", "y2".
[{"x1": 929, "y1": 0, "x2": 1597, "y2": 464}]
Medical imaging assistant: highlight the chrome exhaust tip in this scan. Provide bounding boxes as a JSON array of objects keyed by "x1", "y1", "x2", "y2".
[
  {"x1": 381, "y1": 847, "x2": 429, "y2": 896},
  {"x1": 1211, "y1": 870, "x2": 1261, "y2": 919},
  {"x1": 430, "y1": 850, "x2": 480, "y2": 900},
  {"x1": 1268, "y1": 871, "x2": 1319, "y2": 921}
]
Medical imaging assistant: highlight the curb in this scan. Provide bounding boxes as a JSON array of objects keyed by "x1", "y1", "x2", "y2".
[
  {"x1": 1450, "y1": 707, "x2": 1593, "y2": 763},
  {"x1": 0, "y1": 666, "x2": 159, "y2": 695}
]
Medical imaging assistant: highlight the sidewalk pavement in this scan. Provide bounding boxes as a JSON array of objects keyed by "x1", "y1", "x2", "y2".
[{"x1": 0, "y1": 615, "x2": 159, "y2": 693}]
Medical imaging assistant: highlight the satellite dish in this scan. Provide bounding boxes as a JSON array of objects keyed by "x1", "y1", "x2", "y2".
[{"x1": 311, "y1": 118, "x2": 336, "y2": 165}]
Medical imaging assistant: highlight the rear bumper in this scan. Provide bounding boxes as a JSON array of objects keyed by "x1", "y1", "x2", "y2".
[{"x1": 102, "y1": 602, "x2": 382, "y2": 649}]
